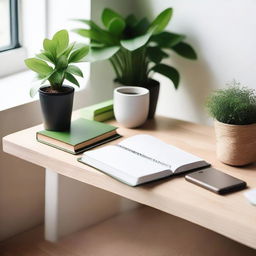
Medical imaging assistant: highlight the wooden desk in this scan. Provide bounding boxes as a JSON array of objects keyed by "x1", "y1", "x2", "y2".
[{"x1": 2, "y1": 116, "x2": 256, "y2": 249}]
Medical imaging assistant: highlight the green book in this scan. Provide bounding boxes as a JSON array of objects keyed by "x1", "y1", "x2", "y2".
[
  {"x1": 93, "y1": 110, "x2": 114, "y2": 122},
  {"x1": 80, "y1": 100, "x2": 114, "y2": 121},
  {"x1": 36, "y1": 118, "x2": 121, "y2": 154}
]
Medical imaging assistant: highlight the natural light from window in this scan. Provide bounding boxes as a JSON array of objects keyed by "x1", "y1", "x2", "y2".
[{"x1": 0, "y1": 0, "x2": 11, "y2": 50}]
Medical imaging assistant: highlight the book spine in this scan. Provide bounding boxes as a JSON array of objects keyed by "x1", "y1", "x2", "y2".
[
  {"x1": 80, "y1": 110, "x2": 114, "y2": 122},
  {"x1": 94, "y1": 110, "x2": 114, "y2": 122}
]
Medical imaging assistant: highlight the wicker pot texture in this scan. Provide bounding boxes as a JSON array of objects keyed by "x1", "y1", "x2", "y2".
[{"x1": 214, "y1": 120, "x2": 256, "y2": 166}]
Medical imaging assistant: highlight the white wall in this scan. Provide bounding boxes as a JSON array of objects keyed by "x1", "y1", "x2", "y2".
[{"x1": 134, "y1": 0, "x2": 256, "y2": 124}]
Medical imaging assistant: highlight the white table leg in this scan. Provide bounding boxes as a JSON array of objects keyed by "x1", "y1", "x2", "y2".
[
  {"x1": 44, "y1": 168, "x2": 138, "y2": 242},
  {"x1": 45, "y1": 169, "x2": 60, "y2": 242}
]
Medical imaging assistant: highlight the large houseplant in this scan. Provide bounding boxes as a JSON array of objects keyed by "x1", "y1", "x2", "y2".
[
  {"x1": 25, "y1": 30, "x2": 89, "y2": 131},
  {"x1": 206, "y1": 82, "x2": 256, "y2": 166},
  {"x1": 73, "y1": 8, "x2": 197, "y2": 118}
]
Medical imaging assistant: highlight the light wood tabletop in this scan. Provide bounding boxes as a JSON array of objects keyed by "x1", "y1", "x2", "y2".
[{"x1": 3, "y1": 115, "x2": 256, "y2": 249}]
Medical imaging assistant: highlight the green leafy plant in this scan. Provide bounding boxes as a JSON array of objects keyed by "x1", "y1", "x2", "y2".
[
  {"x1": 73, "y1": 8, "x2": 197, "y2": 88},
  {"x1": 25, "y1": 29, "x2": 89, "y2": 97},
  {"x1": 206, "y1": 81, "x2": 256, "y2": 125}
]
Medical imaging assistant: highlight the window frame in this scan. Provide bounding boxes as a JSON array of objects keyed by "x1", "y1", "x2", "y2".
[
  {"x1": 0, "y1": 0, "x2": 47, "y2": 78},
  {"x1": 9, "y1": 0, "x2": 20, "y2": 50},
  {"x1": 0, "y1": 0, "x2": 20, "y2": 52}
]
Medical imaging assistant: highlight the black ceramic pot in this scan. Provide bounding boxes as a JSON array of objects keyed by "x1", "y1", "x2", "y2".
[
  {"x1": 39, "y1": 85, "x2": 74, "y2": 131},
  {"x1": 146, "y1": 79, "x2": 160, "y2": 119}
]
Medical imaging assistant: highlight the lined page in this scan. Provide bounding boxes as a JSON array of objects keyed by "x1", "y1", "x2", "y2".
[
  {"x1": 83, "y1": 145, "x2": 171, "y2": 181},
  {"x1": 118, "y1": 134, "x2": 204, "y2": 172}
]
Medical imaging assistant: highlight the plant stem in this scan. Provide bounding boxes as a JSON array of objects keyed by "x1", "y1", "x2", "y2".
[
  {"x1": 110, "y1": 57, "x2": 121, "y2": 80},
  {"x1": 110, "y1": 46, "x2": 150, "y2": 86}
]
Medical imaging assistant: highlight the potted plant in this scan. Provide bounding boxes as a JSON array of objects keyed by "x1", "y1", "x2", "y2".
[
  {"x1": 206, "y1": 82, "x2": 256, "y2": 166},
  {"x1": 25, "y1": 29, "x2": 89, "y2": 131},
  {"x1": 73, "y1": 8, "x2": 197, "y2": 118}
]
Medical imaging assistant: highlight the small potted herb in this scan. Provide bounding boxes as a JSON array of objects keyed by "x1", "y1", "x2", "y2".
[
  {"x1": 73, "y1": 8, "x2": 197, "y2": 118},
  {"x1": 25, "y1": 30, "x2": 88, "y2": 131},
  {"x1": 206, "y1": 82, "x2": 256, "y2": 166}
]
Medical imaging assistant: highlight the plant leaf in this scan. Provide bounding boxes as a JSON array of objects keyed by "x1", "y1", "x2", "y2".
[
  {"x1": 56, "y1": 56, "x2": 68, "y2": 70},
  {"x1": 151, "y1": 63, "x2": 180, "y2": 89},
  {"x1": 65, "y1": 72, "x2": 80, "y2": 87},
  {"x1": 84, "y1": 46, "x2": 120, "y2": 62},
  {"x1": 172, "y1": 42, "x2": 197, "y2": 59},
  {"x1": 29, "y1": 83, "x2": 42, "y2": 98},
  {"x1": 125, "y1": 14, "x2": 138, "y2": 27},
  {"x1": 121, "y1": 32, "x2": 152, "y2": 51},
  {"x1": 108, "y1": 17, "x2": 125, "y2": 35},
  {"x1": 43, "y1": 39, "x2": 56, "y2": 57},
  {"x1": 151, "y1": 32, "x2": 185, "y2": 48},
  {"x1": 73, "y1": 19, "x2": 103, "y2": 32},
  {"x1": 24, "y1": 58, "x2": 53, "y2": 76},
  {"x1": 66, "y1": 65, "x2": 83, "y2": 77},
  {"x1": 133, "y1": 18, "x2": 150, "y2": 36},
  {"x1": 68, "y1": 46, "x2": 89, "y2": 63},
  {"x1": 73, "y1": 28, "x2": 99, "y2": 40},
  {"x1": 149, "y1": 8, "x2": 173, "y2": 34},
  {"x1": 39, "y1": 70, "x2": 55, "y2": 85},
  {"x1": 36, "y1": 52, "x2": 54, "y2": 63},
  {"x1": 49, "y1": 70, "x2": 65, "y2": 86},
  {"x1": 61, "y1": 42, "x2": 76, "y2": 58},
  {"x1": 147, "y1": 46, "x2": 169, "y2": 63},
  {"x1": 53, "y1": 29, "x2": 69, "y2": 55},
  {"x1": 72, "y1": 28, "x2": 116, "y2": 45},
  {"x1": 102, "y1": 8, "x2": 124, "y2": 28}
]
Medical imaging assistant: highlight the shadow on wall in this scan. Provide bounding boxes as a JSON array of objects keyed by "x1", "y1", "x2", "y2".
[
  {"x1": 89, "y1": 0, "x2": 136, "y2": 104},
  {"x1": 90, "y1": 61, "x2": 116, "y2": 104},
  {"x1": 0, "y1": 101, "x2": 45, "y2": 241},
  {"x1": 134, "y1": 0, "x2": 216, "y2": 125},
  {"x1": 167, "y1": 37, "x2": 216, "y2": 124}
]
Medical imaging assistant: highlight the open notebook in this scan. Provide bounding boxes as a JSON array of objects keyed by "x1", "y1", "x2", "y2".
[{"x1": 79, "y1": 134, "x2": 210, "y2": 186}]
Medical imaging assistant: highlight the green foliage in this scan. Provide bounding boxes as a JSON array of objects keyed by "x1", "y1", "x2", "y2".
[
  {"x1": 73, "y1": 8, "x2": 197, "y2": 88},
  {"x1": 24, "y1": 30, "x2": 88, "y2": 97},
  {"x1": 206, "y1": 82, "x2": 256, "y2": 125}
]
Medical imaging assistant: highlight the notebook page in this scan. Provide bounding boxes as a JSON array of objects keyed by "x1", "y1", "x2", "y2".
[
  {"x1": 118, "y1": 134, "x2": 204, "y2": 172},
  {"x1": 83, "y1": 145, "x2": 169, "y2": 178}
]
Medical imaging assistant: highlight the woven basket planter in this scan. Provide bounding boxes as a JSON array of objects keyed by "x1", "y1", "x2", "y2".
[{"x1": 214, "y1": 121, "x2": 256, "y2": 166}]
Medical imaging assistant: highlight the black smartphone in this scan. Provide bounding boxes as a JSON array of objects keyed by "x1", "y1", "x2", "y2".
[{"x1": 185, "y1": 168, "x2": 247, "y2": 195}]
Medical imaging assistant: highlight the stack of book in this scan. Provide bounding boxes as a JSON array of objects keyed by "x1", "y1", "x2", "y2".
[
  {"x1": 36, "y1": 118, "x2": 121, "y2": 154},
  {"x1": 80, "y1": 100, "x2": 114, "y2": 122}
]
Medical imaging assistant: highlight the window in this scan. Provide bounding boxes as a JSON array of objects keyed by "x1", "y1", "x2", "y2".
[
  {"x1": 0, "y1": 0, "x2": 26, "y2": 77},
  {"x1": 0, "y1": 0, "x2": 20, "y2": 52},
  {"x1": 0, "y1": 0, "x2": 47, "y2": 77}
]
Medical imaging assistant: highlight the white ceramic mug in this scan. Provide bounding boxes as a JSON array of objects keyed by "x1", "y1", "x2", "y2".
[{"x1": 114, "y1": 86, "x2": 149, "y2": 128}]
